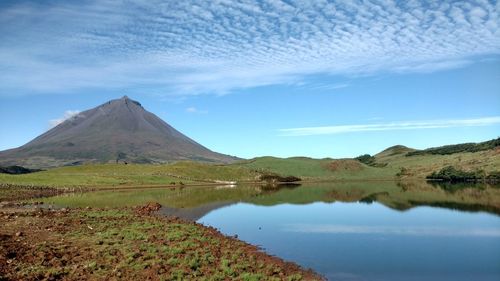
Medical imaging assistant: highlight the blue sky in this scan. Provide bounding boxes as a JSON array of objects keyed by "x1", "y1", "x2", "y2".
[{"x1": 0, "y1": 0, "x2": 499, "y2": 158}]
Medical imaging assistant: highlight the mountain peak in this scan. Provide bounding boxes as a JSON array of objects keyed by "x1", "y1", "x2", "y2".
[
  {"x1": 0, "y1": 97, "x2": 238, "y2": 168},
  {"x1": 115, "y1": 95, "x2": 141, "y2": 107}
]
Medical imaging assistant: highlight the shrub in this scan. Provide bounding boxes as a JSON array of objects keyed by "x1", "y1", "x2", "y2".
[
  {"x1": 408, "y1": 137, "x2": 499, "y2": 156},
  {"x1": 426, "y1": 166, "x2": 486, "y2": 182},
  {"x1": 486, "y1": 171, "x2": 500, "y2": 180},
  {"x1": 355, "y1": 154, "x2": 376, "y2": 165}
]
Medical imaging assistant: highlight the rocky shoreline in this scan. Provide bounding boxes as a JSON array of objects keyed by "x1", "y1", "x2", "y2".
[{"x1": 0, "y1": 198, "x2": 322, "y2": 280}]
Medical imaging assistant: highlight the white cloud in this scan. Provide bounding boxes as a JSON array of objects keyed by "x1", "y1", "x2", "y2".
[
  {"x1": 48, "y1": 110, "x2": 81, "y2": 128},
  {"x1": 0, "y1": 1, "x2": 499, "y2": 96},
  {"x1": 308, "y1": 83, "x2": 350, "y2": 91},
  {"x1": 186, "y1": 107, "x2": 207, "y2": 114},
  {"x1": 279, "y1": 116, "x2": 500, "y2": 136}
]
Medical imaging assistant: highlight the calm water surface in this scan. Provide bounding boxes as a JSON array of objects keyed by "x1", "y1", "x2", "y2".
[
  {"x1": 199, "y1": 201, "x2": 500, "y2": 281},
  {"x1": 41, "y1": 182, "x2": 500, "y2": 281}
]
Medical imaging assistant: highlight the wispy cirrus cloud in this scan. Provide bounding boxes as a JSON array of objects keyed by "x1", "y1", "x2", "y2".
[
  {"x1": 284, "y1": 224, "x2": 500, "y2": 237},
  {"x1": 0, "y1": 0, "x2": 499, "y2": 96},
  {"x1": 279, "y1": 116, "x2": 500, "y2": 136}
]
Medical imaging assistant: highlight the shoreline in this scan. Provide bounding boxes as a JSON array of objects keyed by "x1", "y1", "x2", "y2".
[
  {"x1": 0, "y1": 179, "x2": 428, "y2": 203},
  {"x1": 0, "y1": 200, "x2": 324, "y2": 280},
  {"x1": 0, "y1": 177, "x2": 427, "y2": 190}
]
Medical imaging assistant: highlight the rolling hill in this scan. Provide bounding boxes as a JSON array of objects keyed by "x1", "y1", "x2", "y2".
[
  {"x1": 233, "y1": 139, "x2": 500, "y2": 181},
  {"x1": 0, "y1": 132, "x2": 498, "y2": 187}
]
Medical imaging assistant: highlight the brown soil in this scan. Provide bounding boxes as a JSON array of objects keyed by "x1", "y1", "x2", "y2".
[{"x1": 0, "y1": 204, "x2": 323, "y2": 281}]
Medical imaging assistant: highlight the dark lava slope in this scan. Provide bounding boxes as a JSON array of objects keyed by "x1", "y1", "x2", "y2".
[{"x1": 0, "y1": 96, "x2": 238, "y2": 168}]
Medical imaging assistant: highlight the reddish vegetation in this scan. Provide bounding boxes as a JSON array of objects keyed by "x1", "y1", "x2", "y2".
[{"x1": 326, "y1": 159, "x2": 364, "y2": 172}]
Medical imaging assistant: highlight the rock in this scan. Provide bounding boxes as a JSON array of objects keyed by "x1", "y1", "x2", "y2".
[
  {"x1": 134, "y1": 202, "x2": 162, "y2": 215},
  {"x1": 15, "y1": 231, "x2": 23, "y2": 237}
]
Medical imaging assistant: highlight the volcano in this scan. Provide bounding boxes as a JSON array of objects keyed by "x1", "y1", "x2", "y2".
[{"x1": 0, "y1": 96, "x2": 239, "y2": 168}]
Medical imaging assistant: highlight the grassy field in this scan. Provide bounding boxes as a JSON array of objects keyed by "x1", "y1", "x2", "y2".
[
  {"x1": 0, "y1": 147, "x2": 498, "y2": 188},
  {"x1": 0, "y1": 162, "x2": 259, "y2": 188}
]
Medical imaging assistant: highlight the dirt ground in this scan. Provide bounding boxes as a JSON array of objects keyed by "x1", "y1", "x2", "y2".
[{"x1": 0, "y1": 202, "x2": 322, "y2": 280}]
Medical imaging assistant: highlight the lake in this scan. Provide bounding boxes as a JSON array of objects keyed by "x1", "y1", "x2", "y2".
[{"x1": 39, "y1": 181, "x2": 500, "y2": 281}]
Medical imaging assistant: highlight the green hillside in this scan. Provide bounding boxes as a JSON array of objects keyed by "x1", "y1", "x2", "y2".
[
  {"x1": 374, "y1": 145, "x2": 415, "y2": 158},
  {"x1": 0, "y1": 162, "x2": 259, "y2": 188},
  {"x1": 236, "y1": 157, "x2": 333, "y2": 178},
  {"x1": 1, "y1": 139, "x2": 499, "y2": 188},
  {"x1": 233, "y1": 156, "x2": 395, "y2": 180},
  {"x1": 406, "y1": 137, "x2": 500, "y2": 156},
  {"x1": 233, "y1": 140, "x2": 499, "y2": 181},
  {"x1": 372, "y1": 146, "x2": 500, "y2": 179}
]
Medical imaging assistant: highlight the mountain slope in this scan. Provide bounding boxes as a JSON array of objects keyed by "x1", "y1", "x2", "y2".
[{"x1": 0, "y1": 96, "x2": 238, "y2": 168}]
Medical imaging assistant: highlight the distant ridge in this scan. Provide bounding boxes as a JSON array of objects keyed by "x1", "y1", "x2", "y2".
[
  {"x1": 375, "y1": 145, "x2": 416, "y2": 158},
  {"x1": 406, "y1": 137, "x2": 500, "y2": 156},
  {"x1": 0, "y1": 96, "x2": 239, "y2": 168}
]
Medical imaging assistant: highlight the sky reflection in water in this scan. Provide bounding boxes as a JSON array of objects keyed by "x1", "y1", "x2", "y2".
[{"x1": 198, "y1": 202, "x2": 500, "y2": 281}]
